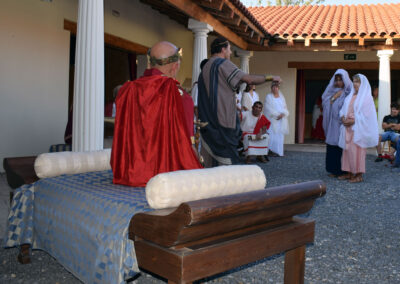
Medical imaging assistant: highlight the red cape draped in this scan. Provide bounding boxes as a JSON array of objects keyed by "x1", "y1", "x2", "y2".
[
  {"x1": 253, "y1": 115, "x2": 271, "y2": 134},
  {"x1": 111, "y1": 69, "x2": 202, "y2": 187}
]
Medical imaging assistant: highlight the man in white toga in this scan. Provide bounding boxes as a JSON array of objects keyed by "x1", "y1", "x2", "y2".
[{"x1": 241, "y1": 101, "x2": 271, "y2": 164}]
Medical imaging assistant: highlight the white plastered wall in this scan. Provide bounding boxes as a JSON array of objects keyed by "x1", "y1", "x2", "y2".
[
  {"x1": 0, "y1": 0, "x2": 195, "y2": 172},
  {"x1": 249, "y1": 50, "x2": 399, "y2": 144},
  {"x1": 0, "y1": 0, "x2": 70, "y2": 172},
  {"x1": 103, "y1": 0, "x2": 194, "y2": 84}
]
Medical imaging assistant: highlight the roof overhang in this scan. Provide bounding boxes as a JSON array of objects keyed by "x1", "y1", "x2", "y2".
[
  {"x1": 248, "y1": 37, "x2": 400, "y2": 52},
  {"x1": 139, "y1": 0, "x2": 270, "y2": 50},
  {"x1": 248, "y1": 4, "x2": 400, "y2": 52}
]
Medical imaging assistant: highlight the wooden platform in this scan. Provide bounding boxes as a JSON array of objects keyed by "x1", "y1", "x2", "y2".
[
  {"x1": 3, "y1": 156, "x2": 38, "y2": 203},
  {"x1": 130, "y1": 180, "x2": 326, "y2": 284}
]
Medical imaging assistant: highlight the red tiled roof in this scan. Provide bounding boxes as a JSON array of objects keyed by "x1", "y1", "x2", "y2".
[
  {"x1": 248, "y1": 4, "x2": 400, "y2": 39},
  {"x1": 227, "y1": 0, "x2": 271, "y2": 36}
]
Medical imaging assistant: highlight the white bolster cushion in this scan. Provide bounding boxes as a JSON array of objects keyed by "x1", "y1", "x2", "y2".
[
  {"x1": 34, "y1": 149, "x2": 111, "y2": 178},
  {"x1": 146, "y1": 165, "x2": 267, "y2": 209}
]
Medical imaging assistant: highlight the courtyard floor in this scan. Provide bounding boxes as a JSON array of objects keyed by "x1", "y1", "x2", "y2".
[{"x1": 1, "y1": 149, "x2": 399, "y2": 283}]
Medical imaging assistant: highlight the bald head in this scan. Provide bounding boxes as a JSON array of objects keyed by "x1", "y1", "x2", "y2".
[
  {"x1": 150, "y1": 41, "x2": 178, "y2": 59},
  {"x1": 149, "y1": 41, "x2": 181, "y2": 78}
]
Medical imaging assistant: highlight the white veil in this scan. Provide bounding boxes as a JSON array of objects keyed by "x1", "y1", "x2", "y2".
[
  {"x1": 338, "y1": 74, "x2": 379, "y2": 149},
  {"x1": 322, "y1": 69, "x2": 352, "y2": 133},
  {"x1": 322, "y1": 69, "x2": 352, "y2": 103}
]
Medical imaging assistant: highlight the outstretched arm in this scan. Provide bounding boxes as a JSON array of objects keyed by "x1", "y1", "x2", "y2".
[{"x1": 241, "y1": 74, "x2": 281, "y2": 86}]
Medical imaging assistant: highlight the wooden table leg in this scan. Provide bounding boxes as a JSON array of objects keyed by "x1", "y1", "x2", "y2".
[
  {"x1": 284, "y1": 245, "x2": 306, "y2": 284},
  {"x1": 17, "y1": 244, "x2": 31, "y2": 264}
]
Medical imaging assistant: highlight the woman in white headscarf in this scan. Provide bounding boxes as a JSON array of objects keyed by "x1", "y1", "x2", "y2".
[
  {"x1": 263, "y1": 82, "x2": 289, "y2": 156},
  {"x1": 322, "y1": 69, "x2": 352, "y2": 177},
  {"x1": 338, "y1": 74, "x2": 379, "y2": 183}
]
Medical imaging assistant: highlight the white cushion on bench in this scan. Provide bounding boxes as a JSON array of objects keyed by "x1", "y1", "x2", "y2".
[
  {"x1": 146, "y1": 165, "x2": 267, "y2": 209},
  {"x1": 34, "y1": 149, "x2": 111, "y2": 178}
]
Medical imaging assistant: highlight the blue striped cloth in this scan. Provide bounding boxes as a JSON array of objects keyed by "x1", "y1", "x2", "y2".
[
  {"x1": 49, "y1": 144, "x2": 72, "y2": 152},
  {"x1": 3, "y1": 170, "x2": 151, "y2": 284}
]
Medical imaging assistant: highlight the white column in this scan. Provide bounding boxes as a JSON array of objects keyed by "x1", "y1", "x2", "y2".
[
  {"x1": 236, "y1": 49, "x2": 253, "y2": 92},
  {"x1": 236, "y1": 49, "x2": 253, "y2": 74},
  {"x1": 72, "y1": 0, "x2": 104, "y2": 152},
  {"x1": 188, "y1": 19, "x2": 213, "y2": 87},
  {"x1": 377, "y1": 50, "x2": 394, "y2": 132}
]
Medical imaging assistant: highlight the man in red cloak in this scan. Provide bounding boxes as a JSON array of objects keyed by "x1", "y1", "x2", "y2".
[{"x1": 111, "y1": 41, "x2": 202, "y2": 187}]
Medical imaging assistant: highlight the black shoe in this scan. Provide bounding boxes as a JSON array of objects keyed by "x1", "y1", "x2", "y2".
[
  {"x1": 375, "y1": 156, "x2": 383, "y2": 162},
  {"x1": 268, "y1": 152, "x2": 279, "y2": 157}
]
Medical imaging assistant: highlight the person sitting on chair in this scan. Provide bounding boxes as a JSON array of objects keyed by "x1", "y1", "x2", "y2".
[
  {"x1": 375, "y1": 103, "x2": 400, "y2": 162},
  {"x1": 111, "y1": 41, "x2": 202, "y2": 187},
  {"x1": 391, "y1": 123, "x2": 400, "y2": 169},
  {"x1": 240, "y1": 101, "x2": 271, "y2": 164}
]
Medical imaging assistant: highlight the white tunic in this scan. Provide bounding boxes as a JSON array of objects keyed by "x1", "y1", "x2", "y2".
[
  {"x1": 263, "y1": 92, "x2": 289, "y2": 156},
  {"x1": 241, "y1": 91, "x2": 260, "y2": 111}
]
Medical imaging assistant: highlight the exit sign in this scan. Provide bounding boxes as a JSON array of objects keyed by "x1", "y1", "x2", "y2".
[{"x1": 344, "y1": 54, "x2": 357, "y2": 60}]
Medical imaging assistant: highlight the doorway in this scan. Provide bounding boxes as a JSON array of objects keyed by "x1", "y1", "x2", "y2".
[
  {"x1": 295, "y1": 68, "x2": 400, "y2": 144},
  {"x1": 68, "y1": 35, "x2": 138, "y2": 138}
]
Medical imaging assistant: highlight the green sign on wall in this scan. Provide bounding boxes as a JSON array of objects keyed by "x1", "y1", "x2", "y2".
[{"x1": 344, "y1": 54, "x2": 357, "y2": 60}]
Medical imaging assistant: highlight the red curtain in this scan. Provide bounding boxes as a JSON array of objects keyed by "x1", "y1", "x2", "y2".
[{"x1": 295, "y1": 69, "x2": 306, "y2": 144}]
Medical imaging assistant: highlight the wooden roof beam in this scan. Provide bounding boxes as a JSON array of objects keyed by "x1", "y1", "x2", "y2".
[
  {"x1": 220, "y1": 0, "x2": 266, "y2": 39},
  {"x1": 198, "y1": 0, "x2": 224, "y2": 11},
  {"x1": 234, "y1": 31, "x2": 262, "y2": 44},
  {"x1": 165, "y1": 0, "x2": 248, "y2": 49},
  {"x1": 386, "y1": 37, "x2": 393, "y2": 45},
  {"x1": 247, "y1": 41, "x2": 400, "y2": 52},
  {"x1": 229, "y1": 25, "x2": 251, "y2": 35},
  {"x1": 64, "y1": 19, "x2": 149, "y2": 54},
  {"x1": 287, "y1": 61, "x2": 400, "y2": 70},
  {"x1": 278, "y1": 35, "x2": 400, "y2": 41},
  {"x1": 219, "y1": 16, "x2": 242, "y2": 27}
]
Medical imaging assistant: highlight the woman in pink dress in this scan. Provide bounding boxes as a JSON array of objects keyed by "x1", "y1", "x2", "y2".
[{"x1": 338, "y1": 74, "x2": 379, "y2": 183}]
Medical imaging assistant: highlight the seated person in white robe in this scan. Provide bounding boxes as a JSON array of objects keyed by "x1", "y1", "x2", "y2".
[{"x1": 240, "y1": 101, "x2": 271, "y2": 164}]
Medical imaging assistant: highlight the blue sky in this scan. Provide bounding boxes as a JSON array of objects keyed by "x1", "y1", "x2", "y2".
[{"x1": 241, "y1": 0, "x2": 400, "y2": 6}]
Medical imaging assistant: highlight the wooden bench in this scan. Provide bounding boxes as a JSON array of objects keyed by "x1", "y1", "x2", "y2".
[
  {"x1": 130, "y1": 180, "x2": 326, "y2": 284},
  {"x1": 3, "y1": 156, "x2": 38, "y2": 203},
  {"x1": 5, "y1": 156, "x2": 326, "y2": 283}
]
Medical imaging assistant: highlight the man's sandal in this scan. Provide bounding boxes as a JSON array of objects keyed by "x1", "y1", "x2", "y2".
[{"x1": 257, "y1": 156, "x2": 268, "y2": 163}]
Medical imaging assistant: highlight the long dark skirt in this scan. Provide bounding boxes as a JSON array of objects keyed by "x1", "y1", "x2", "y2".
[{"x1": 326, "y1": 144, "x2": 345, "y2": 175}]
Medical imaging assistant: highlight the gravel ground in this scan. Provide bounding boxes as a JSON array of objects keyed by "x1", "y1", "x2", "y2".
[{"x1": 1, "y1": 151, "x2": 399, "y2": 284}]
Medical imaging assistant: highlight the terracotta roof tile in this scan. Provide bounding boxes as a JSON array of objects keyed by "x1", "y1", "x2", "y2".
[
  {"x1": 385, "y1": 6, "x2": 400, "y2": 35},
  {"x1": 247, "y1": 4, "x2": 400, "y2": 38}
]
